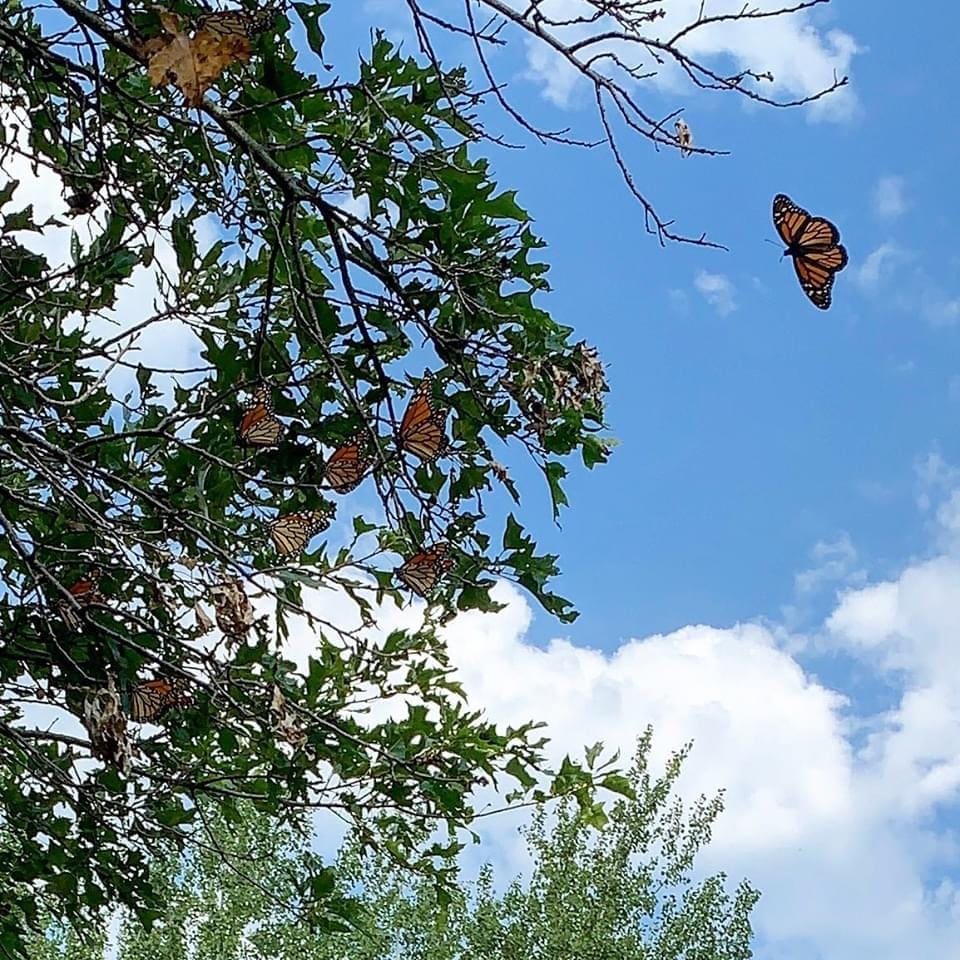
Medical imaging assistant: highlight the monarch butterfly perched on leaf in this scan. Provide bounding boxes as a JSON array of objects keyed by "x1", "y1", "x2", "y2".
[
  {"x1": 129, "y1": 677, "x2": 192, "y2": 723},
  {"x1": 58, "y1": 569, "x2": 104, "y2": 630},
  {"x1": 238, "y1": 383, "x2": 283, "y2": 447},
  {"x1": 396, "y1": 543, "x2": 455, "y2": 598},
  {"x1": 194, "y1": 8, "x2": 277, "y2": 42},
  {"x1": 398, "y1": 372, "x2": 448, "y2": 462},
  {"x1": 773, "y1": 194, "x2": 848, "y2": 310},
  {"x1": 323, "y1": 433, "x2": 374, "y2": 494},
  {"x1": 269, "y1": 508, "x2": 335, "y2": 556}
]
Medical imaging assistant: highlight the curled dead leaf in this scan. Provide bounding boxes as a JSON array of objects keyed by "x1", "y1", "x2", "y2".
[
  {"x1": 210, "y1": 578, "x2": 253, "y2": 639},
  {"x1": 269, "y1": 684, "x2": 306, "y2": 747},
  {"x1": 83, "y1": 678, "x2": 136, "y2": 773},
  {"x1": 194, "y1": 602, "x2": 215, "y2": 634},
  {"x1": 143, "y1": 10, "x2": 260, "y2": 106}
]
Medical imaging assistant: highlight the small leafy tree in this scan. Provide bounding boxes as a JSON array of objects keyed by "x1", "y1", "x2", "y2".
[
  {"x1": 1, "y1": 0, "x2": 837, "y2": 951},
  {"x1": 27, "y1": 731, "x2": 759, "y2": 960}
]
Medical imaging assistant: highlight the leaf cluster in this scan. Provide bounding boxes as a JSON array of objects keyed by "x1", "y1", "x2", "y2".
[{"x1": 0, "y1": 0, "x2": 615, "y2": 952}]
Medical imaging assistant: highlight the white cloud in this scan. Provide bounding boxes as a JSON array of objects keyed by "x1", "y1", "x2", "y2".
[
  {"x1": 425, "y1": 543, "x2": 960, "y2": 959},
  {"x1": 828, "y1": 553, "x2": 960, "y2": 819},
  {"x1": 856, "y1": 242, "x2": 909, "y2": 292},
  {"x1": 873, "y1": 175, "x2": 908, "y2": 219},
  {"x1": 694, "y1": 269, "x2": 736, "y2": 315},
  {"x1": 1, "y1": 106, "x2": 207, "y2": 395},
  {"x1": 915, "y1": 451, "x2": 960, "y2": 514},
  {"x1": 924, "y1": 295, "x2": 960, "y2": 328},
  {"x1": 794, "y1": 533, "x2": 864, "y2": 595},
  {"x1": 1, "y1": 118, "x2": 75, "y2": 266},
  {"x1": 518, "y1": 0, "x2": 859, "y2": 121}
]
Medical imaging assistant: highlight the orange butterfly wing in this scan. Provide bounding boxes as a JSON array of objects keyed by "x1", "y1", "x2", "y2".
[
  {"x1": 68, "y1": 571, "x2": 101, "y2": 602},
  {"x1": 269, "y1": 509, "x2": 334, "y2": 556},
  {"x1": 130, "y1": 678, "x2": 191, "y2": 722},
  {"x1": 793, "y1": 245, "x2": 849, "y2": 310},
  {"x1": 58, "y1": 570, "x2": 103, "y2": 629},
  {"x1": 324, "y1": 435, "x2": 372, "y2": 494},
  {"x1": 399, "y1": 374, "x2": 448, "y2": 462},
  {"x1": 196, "y1": 9, "x2": 275, "y2": 40},
  {"x1": 397, "y1": 543, "x2": 455, "y2": 597},
  {"x1": 773, "y1": 194, "x2": 847, "y2": 311},
  {"x1": 238, "y1": 385, "x2": 283, "y2": 447}
]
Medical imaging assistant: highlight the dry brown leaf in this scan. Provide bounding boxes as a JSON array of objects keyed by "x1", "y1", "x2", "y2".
[
  {"x1": 210, "y1": 578, "x2": 254, "y2": 639},
  {"x1": 194, "y1": 602, "x2": 215, "y2": 634},
  {"x1": 145, "y1": 11, "x2": 252, "y2": 106},
  {"x1": 83, "y1": 679, "x2": 136, "y2": 772},
  {"x1": 269, "y1": 684, "x2": 306, "y2": 747}
]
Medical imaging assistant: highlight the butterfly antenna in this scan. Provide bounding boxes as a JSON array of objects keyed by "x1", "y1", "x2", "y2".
[{"x1": 763, "y1": 237, "x2": 785, "y2": 260}]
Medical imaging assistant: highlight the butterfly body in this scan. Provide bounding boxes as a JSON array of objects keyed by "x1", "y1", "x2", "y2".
[{"x1": 773, "y1": 194, "x2": 848, "y2": 310}]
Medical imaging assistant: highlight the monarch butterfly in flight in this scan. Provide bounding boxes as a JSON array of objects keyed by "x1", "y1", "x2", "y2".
[
  {"x1": 58, "y1": 569, "x2": 104, "y2": 630},
  {"x1": 323, "y1": 434, "x2": 373, "y2": 494},
  {"x1": 399, "y1": 372, "x2": 448, "y2": 462},
  {"x1": 238, "y1": 384, "x2": 283, "y2": 447},
  {"x1": 269, "y1": 508, "x2": 334, "y2": 556},
  {"x1": 129, "y1": 677, "x2": 192, "y2": 723},
  {"x1": 773, "y1": 194, "x2": 848, "y2": 310},
  {"x1": 396, "y1": 543, "x2": 455, "y2": 598}
]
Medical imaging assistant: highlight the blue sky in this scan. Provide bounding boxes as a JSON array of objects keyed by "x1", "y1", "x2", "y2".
[{"x1": 327, "y1": 1, "x2": 960, "y2": 645}]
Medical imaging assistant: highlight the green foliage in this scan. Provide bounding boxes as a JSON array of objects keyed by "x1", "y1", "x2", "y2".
[
  {"x1": 27, "y1": 731, "x2": 757, "y2": 960},
  {"x1": 0, "y1": 0, "x2": 614, "y2": 951}
]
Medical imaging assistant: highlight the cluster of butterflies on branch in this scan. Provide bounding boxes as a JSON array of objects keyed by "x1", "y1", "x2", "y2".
[
  {"x1": 50, "y1": 371, "x2": 461, "y2": 728},
  {"x1": 240, "y1": 370, "x2": 455, "y2": 599},
  {"x1": 57, "y1": 572, "x2": 193, "y2": 722}
]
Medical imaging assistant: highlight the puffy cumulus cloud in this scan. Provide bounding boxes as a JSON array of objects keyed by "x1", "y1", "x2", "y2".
[
  {"x1": 694, "y1": 269, "x2": 737, "y2": 315},
  {"x1": 445, "y1": 599, "x2": 852, "y2": 851},
  {"x1": 828, "y1": 549, "x2": 960, "y2": 825},
  {"x1": 519, "y1": 0, "x2": 858, "y2": 120},
  {"x1": 381, "y1": 506, "x2": 960, "y2": 957}
]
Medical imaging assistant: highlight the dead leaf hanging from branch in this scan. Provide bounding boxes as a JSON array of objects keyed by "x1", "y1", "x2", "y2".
[
  {"x1": 141, "y1": 10, "x2": 266, "y2": 106},
  {"x1": 210, "y1": 577, "x2": 254, "y2": 640},
  {"x1": 82, "y1": 679, "x2": 135, "y2": 773}
]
